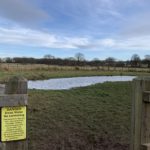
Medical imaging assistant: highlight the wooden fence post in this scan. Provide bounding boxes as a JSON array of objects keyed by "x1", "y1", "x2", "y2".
[
  {"x1": 131, "y1": 77, "x2": 150, "y2": 150},
  {"x1": 0, "y1": 76, "x2": 28, "y2": 150}
]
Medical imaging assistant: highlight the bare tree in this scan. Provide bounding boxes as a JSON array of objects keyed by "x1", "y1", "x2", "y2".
[
  {"x1": 145, "y1": 55, "x2": 150, "y2": 60},
  {"x1": 65, "y1": 57, "x2": 76, "y2": 61},
  {"x1": 44, "y1": 54, "x2": 55, "y2": 59},
  {"x1": 131, "y1": 54, "x2": 141, "y2": 67},
  {"x1": 92, "y1": 58, "x2": 100, "y2": 61},
  {"x1": 144, "y1": 55, "x2": 150, "y2": 67},
  {"x1": 74, "y1": 53, "x2": 85, "y2": 62},
  {"x1": 105, "y1": 57, "x2": 116, "y2": 71}
]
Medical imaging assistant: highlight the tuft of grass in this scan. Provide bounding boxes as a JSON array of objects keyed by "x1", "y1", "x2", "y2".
[{"x1": 28, "y1": 81, "x2": 132, "y2": 150}]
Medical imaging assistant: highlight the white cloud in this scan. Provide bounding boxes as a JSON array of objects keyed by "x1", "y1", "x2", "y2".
[
  {"x1": 92, "y1": 36, "x2": 150, "y2": 51},
  {"x1": 0, "y1": 27, "x2": 90, "y2": 49},
  {"x1": 0, "y1": 26, "x2": 150, "y2": 52},
  {"x1": 99, "y1": 39, "x2": 115, "y2": 47},
  {"x1": 117, "y1": 36, "x2": 150, "y2": 50}
]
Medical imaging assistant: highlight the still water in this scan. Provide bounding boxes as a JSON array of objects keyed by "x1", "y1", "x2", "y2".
[{"x1": 28, "y1": 76, "x2": 136, "y2": 90}]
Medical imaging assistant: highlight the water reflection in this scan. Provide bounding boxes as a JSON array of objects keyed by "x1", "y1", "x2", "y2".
[{"x1": 28, "y1": 76, "x2": 136, "y2": 90}]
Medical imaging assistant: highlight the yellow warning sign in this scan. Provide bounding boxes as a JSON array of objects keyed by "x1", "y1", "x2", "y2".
[{"x1": 1, "y1": 106, "x2": 26, "y2": 142}]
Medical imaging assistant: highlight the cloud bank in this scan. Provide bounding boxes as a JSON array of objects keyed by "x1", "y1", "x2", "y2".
[
  {"x1": 0, "y1": 0, "x2": 48, "y2": 26},
  {"x1": 0, "y1": 27, "x2": 150, "y2": 51}
]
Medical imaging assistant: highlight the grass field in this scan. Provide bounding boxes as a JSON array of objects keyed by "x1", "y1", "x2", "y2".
[
  {"x1": 0, "y1": 66, "x2": 150, "y2": 84},
  {"x1": 0, "y1": 63, "x2": 150, "y2": 83},
  {"x1": 28, "y1": 81, "x2": 132, "y2": 150},
  {"x1": 1, "y1": 63, "x2": 150, "y2": 72}
]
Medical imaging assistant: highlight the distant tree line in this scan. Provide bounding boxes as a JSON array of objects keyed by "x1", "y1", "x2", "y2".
[{"x1": 1, "y1": 53, "x2": 150, "y2": 68}]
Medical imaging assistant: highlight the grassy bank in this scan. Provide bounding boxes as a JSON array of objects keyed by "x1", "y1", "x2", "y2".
[
  {"x1": 0, "y1": 63, "x2": 150, "y2": 83},
  {"x1": 0, "y1": 69, "x2": 150, "y2": 83},
  {"x1": 28, "y1": 81, "x2": 132, "y2": 150}
]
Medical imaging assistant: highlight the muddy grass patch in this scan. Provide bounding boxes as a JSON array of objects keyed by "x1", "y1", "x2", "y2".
[{"x1": 28, "y1": 82, "x2": 132, "y2": 150}]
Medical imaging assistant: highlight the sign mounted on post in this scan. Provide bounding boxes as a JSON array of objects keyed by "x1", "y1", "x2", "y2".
[{"x1": 1, "y1": 106, "x2": 26, "y2": 142}]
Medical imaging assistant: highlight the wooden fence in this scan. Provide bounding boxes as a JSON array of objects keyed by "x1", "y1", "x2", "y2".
[
  {"x1": 0, "y1": 76, "x2": 28, "y2": 150},
  {"x1": 131, "y1": 77, "x2": 150, "y2": 150}
]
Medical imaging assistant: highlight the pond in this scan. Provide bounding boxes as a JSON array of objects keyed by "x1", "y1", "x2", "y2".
[{"x1": 28, "y1": 76, "x2": 136, "y2": 90}]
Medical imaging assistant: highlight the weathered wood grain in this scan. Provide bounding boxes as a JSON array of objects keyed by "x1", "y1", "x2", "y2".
[
  {"x1": 0, "y1": 94, "x2": 28, "y2": 106},
  {"x1": 0, "y1": 76, "x2": 28, "y2": 150},
  {"x1": 131, "y1": 77, "x2": 150, "y2": 150}
]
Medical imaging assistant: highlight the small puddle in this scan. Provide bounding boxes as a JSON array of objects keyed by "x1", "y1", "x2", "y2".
[{"x1": 28, "y1": 76, "x2": 136, "y2": 90}]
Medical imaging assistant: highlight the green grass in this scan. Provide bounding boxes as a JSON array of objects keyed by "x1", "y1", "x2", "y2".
[
  {"x1": 28, "y1": 81, "x2": 132, "y2": 150},
  {"x1": 0, "y1": 63, "x2": 150, "y2": 83},
  {"x1": 0, "y1": 69, "x2": 150, "y2": 83}
]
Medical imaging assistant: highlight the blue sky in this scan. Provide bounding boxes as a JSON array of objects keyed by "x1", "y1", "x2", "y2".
[{"x1": 0, "y1": 0, "x2": 150, "y2": 60}]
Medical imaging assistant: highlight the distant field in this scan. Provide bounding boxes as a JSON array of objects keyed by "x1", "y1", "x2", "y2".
[
  {"x1": 0, "y1": 63, "x2": 150, "y2": 83},
  {"x1": 1, "y1": 63, "x2": 150, "y2": 72},
  {"x1": 28, "y1": 81, "x2": 132, "y2": 150}
]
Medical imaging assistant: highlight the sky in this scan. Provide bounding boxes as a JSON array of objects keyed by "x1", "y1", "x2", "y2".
[{"x1": 0, "y1": 0, "x2": 150, "y2": 60}]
